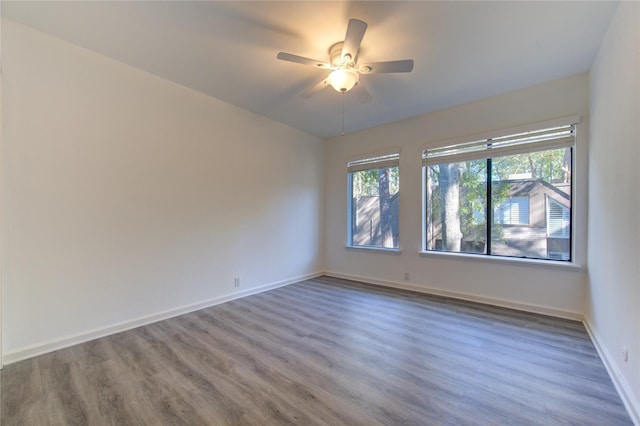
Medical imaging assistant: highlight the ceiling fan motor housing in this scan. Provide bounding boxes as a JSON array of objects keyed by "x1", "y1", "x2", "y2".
[{"x1": 329, "y1": 42, "x2": 355, "y2": 68}]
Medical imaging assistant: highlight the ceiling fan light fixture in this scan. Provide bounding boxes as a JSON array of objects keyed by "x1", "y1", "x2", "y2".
[
  {"x1": 328, "y1": 69, "x2": 359, "y2": 92},
  {"x1": 277, "y1": 18, "x2": 414, "y2": 101}
]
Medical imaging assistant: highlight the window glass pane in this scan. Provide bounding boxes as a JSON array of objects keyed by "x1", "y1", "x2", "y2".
[
  {"x1": 350, "y1": 166, "x2": 399, "y2": 249},
  {"x1": 426, "y1": 160, "x2": 487, "y2": 254},
  {"x1": 424, "y1": 145, "x2": 572, "y2": 262},
  {"x1": 490, "y1": 148, "x2": 571, "y2": 260}
]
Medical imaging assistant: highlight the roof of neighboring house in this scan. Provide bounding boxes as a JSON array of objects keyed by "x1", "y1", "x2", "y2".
[{"x1": 497, "y1": 178, "x2": 570, "y2": 202}]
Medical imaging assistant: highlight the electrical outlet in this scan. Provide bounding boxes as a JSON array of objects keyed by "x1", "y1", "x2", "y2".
[
  {"x1": 404, "y1": 272, "x2": 410, "y2": 281},
  {"x1": 623, "y1": 346, "x2": 628, "y2": 362},
  {"x1": 234, "y1": 277, "x2": 240, "y2": 287}
]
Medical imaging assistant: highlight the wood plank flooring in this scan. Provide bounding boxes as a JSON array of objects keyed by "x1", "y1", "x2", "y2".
[{"x1": 1, "y1": 276, "x2": 632, "y2": 425}]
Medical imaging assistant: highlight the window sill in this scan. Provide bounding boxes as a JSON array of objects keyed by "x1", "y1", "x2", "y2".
[
  {"x1": 419, "y1": 250, "x2": 582, "y2": 270},
  {"x1": 346, "y1": 245, "x2": 401, "y2": 254}
]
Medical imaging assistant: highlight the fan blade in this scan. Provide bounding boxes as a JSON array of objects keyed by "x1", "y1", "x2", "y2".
[
  {"x1": 359, "y1": 59, "x2": 414, "y2": 74},
  {"x1": 277, "y1": 52, "x2": 331, "y2": 69},
  {"x1": 341, "y1": 19, "x2": 368, "y2": 60},
  {"x1": 354, "y1": 84, "x2": 372, "y2": 104},
  {"x1": 301, "y1": 78, "x2": 330, "y2": 98}
]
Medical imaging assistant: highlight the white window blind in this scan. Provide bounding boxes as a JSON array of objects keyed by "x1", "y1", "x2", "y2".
[
  {"x1": 495, "y1": 197, "x2": 530, "y2": 225},
  {"x1": 547, "y1": 198, "x2": 570, "y2": 238},
  {"x1": 348, "y1": 149, "x2": 400, "y2": 173},
  {"x1": 423, "y1": 124, "x2": 576, "y2": 166},
  {"x1": 548, "y1": 252, "x2": 570, "y2": 261}
]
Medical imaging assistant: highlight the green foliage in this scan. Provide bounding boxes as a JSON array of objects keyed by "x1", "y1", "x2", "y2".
[
  {"x1": 352, "y1": 167, "x2": 399, "y2": 197},
  {"x1": 491, "y1": 149, "x2": 570, "y2": 183},
  {"x1": 459, "y1": 160, "x2": 487, "y2": 233}
]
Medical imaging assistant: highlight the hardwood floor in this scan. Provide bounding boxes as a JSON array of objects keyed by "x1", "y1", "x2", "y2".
[{"x1": 1, "y1": 276, "x2": 632, "y2": 425}]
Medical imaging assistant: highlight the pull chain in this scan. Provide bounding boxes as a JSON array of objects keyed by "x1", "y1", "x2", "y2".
[{"x1": 341, "y1": 92, "x2": 345, "y2": 136}]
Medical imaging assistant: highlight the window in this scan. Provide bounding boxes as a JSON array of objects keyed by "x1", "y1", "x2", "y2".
[
  {"x1": 547, "y1": 198, "x2": 570, "y2": 238},
  {"x1": 546, "y1": 197, "x2": 571, "y2": 260},
  {"x1": 494, "y1": 197, "x2": 529, "y2": 225},
  {"x1": 423, "y1": 122, "x2": 575, "y2": 261},
  {"x1": 348, "y1": 150, "x2": 400, "y2": 249}
]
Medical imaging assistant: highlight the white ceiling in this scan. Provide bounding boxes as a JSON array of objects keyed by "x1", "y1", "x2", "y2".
[{"x1": 2, "y1": 1, "x2": 617, "y2": 138}]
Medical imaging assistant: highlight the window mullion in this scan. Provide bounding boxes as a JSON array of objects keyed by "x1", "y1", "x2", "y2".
[{"x1": 486, "y1": 158, "x2": 492, "y2": 255}]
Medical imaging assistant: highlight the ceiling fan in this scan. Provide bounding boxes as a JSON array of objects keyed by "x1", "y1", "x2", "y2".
[{"x1": 277, "y1": 18, "x2": 414, "y2": 102}]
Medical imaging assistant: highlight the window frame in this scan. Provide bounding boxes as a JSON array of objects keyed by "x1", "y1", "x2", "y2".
[{"x1": 421, "y1": 116, "x2": 580, "y2": 264}]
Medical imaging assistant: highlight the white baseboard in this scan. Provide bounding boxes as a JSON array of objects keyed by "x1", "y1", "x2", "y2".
[
  {"x1": 2, "y1": 271, "x2": 323, "y2": 365},
  {"x1": 323, "y1": 270, "x2": 583, "y2": 321},
  {"x1": 583, "y1": 320, "x2": 640, "y2": 426}
]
